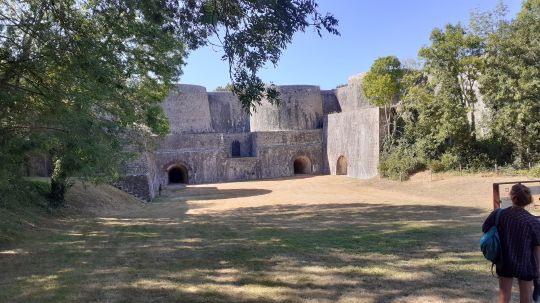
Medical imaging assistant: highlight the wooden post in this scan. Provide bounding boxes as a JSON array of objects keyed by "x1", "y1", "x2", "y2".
[
  {"x1": 459, "y1": 163, "x2": 462, "y2": 176},
  {"x1": 493, "y1": 183, "x2": 500, "y2": 209}
]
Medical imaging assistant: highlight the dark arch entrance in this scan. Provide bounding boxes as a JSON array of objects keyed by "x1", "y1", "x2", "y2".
[
  {"x1": 231, "y1": 140, "x2": 241, "y2": 157},
  {"x1": 293, "y1": 157, "x2": 311, "y2": 175},
  {"x1": 336, "y1": 155, "x2": 347, "y2": 175},
  {"x1": 168, "y1": 165, "x2": 188, "y2": 184}
]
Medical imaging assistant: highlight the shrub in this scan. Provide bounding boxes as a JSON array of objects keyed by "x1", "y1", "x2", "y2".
[
  {"x1": 530, "y1": 164, "x2": 540, "y2": 177},
  {"x1": 429, "y1": 159, "x2": 444, "y2": 173},
  {"x1": 379, "y1": 142, "x2": 426, "y2": 180},
  {"x1": 440, "y1": 152, "x2": 459, "y2": 170}
]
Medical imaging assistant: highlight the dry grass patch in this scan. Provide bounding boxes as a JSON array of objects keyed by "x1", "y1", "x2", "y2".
[{"x1": 1, "y1": 175, "x2": 516, "y2": 302}]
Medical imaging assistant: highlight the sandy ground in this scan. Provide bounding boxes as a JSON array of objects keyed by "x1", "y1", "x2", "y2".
[{"x1": 156, "y1": 174, "x2": 535, "y2": 215}]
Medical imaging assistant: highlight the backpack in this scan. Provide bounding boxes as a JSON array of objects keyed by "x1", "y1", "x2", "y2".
[{"x1": 480, "y1": 208, "x2": 503, "y2": 263}]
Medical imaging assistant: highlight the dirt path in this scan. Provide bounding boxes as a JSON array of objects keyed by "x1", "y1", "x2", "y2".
[{"x1": 154, "y1": 174, "x2": 531, "y2": 215}]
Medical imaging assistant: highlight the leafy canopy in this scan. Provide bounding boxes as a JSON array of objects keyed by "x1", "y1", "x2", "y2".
[
  {"x1": 362, "y1": 56, "x2": 403, "y2": 107},
  {"x1": 479, "y1": 0, "x2": 540, "y2": 164},
  {"x1": 0, "y1": 0, "x2": 339, "y2": 204}
]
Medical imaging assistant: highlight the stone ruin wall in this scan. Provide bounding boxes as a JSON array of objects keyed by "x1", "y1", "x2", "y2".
[
  {"x1": 115, "y1": 147, "x2": 160, "y2": 201},
  {"x1": 208, "y1": 91, "x2": 250, "y2": 133},
  {"x1": 21, "y1": 74, "x2": 384, "y2": 201},
  {"x1": 125, "y1": 73, "x2": 385, "y2": 200},
  {"x1": 324, "y1": 108, "x2": 385, "y2": 179},
  {"x1": 161, "y1": 85, "x2": 213, "y2": 134},
  {"x1": 153, "y1": 129, "x2": 324, "y2": 185},
  {"x1": 155, "y1": 132, "x2": 253, "y2": 185},
  {"x1": 254, "y1": 130, "x2": 324, "y2": 178},
  {"x1": 250, "y1": 85, "x2": 324, "y2": 131},
  {"x1": 334, "y1": 73, "x2": 372, "y2": 111}
]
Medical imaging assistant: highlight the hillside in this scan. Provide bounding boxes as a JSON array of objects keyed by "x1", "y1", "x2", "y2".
[{"x1": 0, "y1": 180, "x2": 144, "y2": 247}]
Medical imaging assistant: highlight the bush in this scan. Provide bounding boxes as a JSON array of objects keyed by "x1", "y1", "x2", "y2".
[
  {"x1": 530, "y1": 164, "x2": 540, "y2": 177},
  {"x1": 465, "y1": 152, "x2": 496, "y2": 171},
  {"x1": 472, "y1": 136, "x2": 513, "y2": 167},
  {"x1": 429, "y1": 159, "x2": 444, "y2": 173},
  {"x1": 379, "y1": 142, "x2": 426, "y2": 180}
]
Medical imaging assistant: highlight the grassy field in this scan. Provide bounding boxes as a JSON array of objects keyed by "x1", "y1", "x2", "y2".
[{"x1": 1, "y1": 175, "x2": 529, "y2": 302}]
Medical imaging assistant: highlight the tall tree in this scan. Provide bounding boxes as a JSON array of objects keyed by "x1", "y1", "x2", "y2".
[
  {"x1": 418, "y1": 23, "x2": 483, "y2": 153},
  {"x1": 479, "y1": 0, "x2": 540, "y2": 165},
  {"x1": 362, "y1": 56, "x2": 403, "y2": 144},
  {"x1": 0, "y1": 0, "x2": 339, "y2": 205}
]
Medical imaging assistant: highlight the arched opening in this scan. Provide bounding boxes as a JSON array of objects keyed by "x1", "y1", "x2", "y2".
[
  {"x1": 293, "y1": 157, "x2": 311, "y2": 175},
  {"x1": 336, "y1": 155, "x2": 347, "y2": 175},
  {"x1": 168, "y1": 165, "x2": 188, "y2": 184},
  {"x1": 231, "y1": 140, "x2": 241, "y2": 157}
]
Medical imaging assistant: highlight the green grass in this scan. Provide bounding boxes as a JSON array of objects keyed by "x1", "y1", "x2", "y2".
[
  {"x1": 0, "y1": 179, "x2": 50, "y2": 245},
  {"x1": 0, "y1": 186, "x2": 498, "y2": 302}
]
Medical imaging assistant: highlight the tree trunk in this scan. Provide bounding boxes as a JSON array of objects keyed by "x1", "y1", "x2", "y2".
[
  {"x1": 384, "y1": 105, "x2": 392, "y2": 146},
  {"x1": 49, "y1": 158, "x2": 67, "y2": 208}
]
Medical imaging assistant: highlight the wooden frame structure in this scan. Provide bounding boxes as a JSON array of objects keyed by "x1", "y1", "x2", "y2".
[{"x1": 493, "y1": 180, "x2": 540, "y2": 210}]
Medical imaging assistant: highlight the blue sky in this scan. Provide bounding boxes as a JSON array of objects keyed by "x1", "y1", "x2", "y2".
[{"x1": 180, "y1": 0, "x2": 523, "y2": 90}]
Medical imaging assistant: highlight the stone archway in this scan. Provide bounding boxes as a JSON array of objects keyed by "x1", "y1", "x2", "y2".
[
  {"x1": 168, "y1": 165, "x2": 188, "y2": 184},
  {"x1": 293, "y1": 156, "x2": 312, "y2": 175},
  {"x1": 336, "y1": 155, "x2": 347, "y2": 175}
]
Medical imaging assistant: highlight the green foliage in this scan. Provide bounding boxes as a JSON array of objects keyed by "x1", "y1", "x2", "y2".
[
  {"x1": 0, "y1": 0, "x2": 339, "y2": 204},
  {"x1": 196, "y1": 0, "x2": 339, "y2": 111},
  {"x1": 418, "y1": 23, "x2": 482, "y2": 143},
  {"x1": 479, "y1": 0, "x2": 540, "y2": 166},
  {"x1": 470, "y1": 136, "x2": 513, "y2": 167},
  {"x1": 362, "y1": 56, "x2": 404, "y2": 144},
  {"x1": 468, "y1": 0, "x2": 509, "y2": 39},
  {"x1": 215, "y1": 83, "x2": 234, "y2": 91},
  {"x1": 376, "y1": 1, "x2": 535, "y2": 178},
  {"x1": 362, "y1": 56, "x2": 403, "y2": 107},
  {"x1": 378, "y1": 141, "x2": 426, "y2": 180},
  {"x1": 430, "y1": 152, "x2": 459, "y2": 172},
  {"x1": 530, "y1": 164, "x2": 540, "y2": 177},
  {"x1": 0, "y1": 179, "x2": 49, "y2": 245}
]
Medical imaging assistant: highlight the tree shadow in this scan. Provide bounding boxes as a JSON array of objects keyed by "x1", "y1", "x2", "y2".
[
  {"x1": 158, "y1": 186, "x2": 272, "y2": 202},
  {"x1": 0, "y1": 202, "x2": 496, "y2": 302}
]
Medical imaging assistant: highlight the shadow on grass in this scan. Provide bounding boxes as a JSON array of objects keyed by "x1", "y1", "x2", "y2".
[
  {"x1": 156, "y1": 186, "x2": 272, "y2": 202},
  {"x1": 0, "y1": 203, "x2": 494, "y2": 303}
]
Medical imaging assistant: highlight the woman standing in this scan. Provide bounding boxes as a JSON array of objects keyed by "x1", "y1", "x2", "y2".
[{"x1": 483, "y1": 183, "x2": 540, "y2": 303}]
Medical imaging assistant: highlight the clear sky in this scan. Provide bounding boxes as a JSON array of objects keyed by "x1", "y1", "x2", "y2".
[{"x1": 180, "y1": 0, "x2": 523, "y2": 90}]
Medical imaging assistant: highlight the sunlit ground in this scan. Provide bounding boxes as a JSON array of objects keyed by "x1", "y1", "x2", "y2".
[{"x1": 1, "y1": 175, "x2": 531, "y2": 302}]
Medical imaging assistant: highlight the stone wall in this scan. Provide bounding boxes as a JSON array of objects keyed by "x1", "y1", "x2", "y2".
[
  {"x1": 155, "y1": 133, "x2": 255, "y2": 185},
  {"x1": 208, "y1": 91, "x2": 250, "y2": 133},
  {"x1": 321, "y1": 89, "x2": 341, "y2": 114},
  {"x1": 161, "y1": 85, "x2": 212, "y2": 134},
  {"x1": 153, "y1": 130, "x2": 323, "y2": 185},
  {"x1": 117, "y1": 75, "x2": 387, "y2": 202},
  {"x1": 335, "y1": 73, "x2": 372, "y2": 112},
  {"x1": 250, "y1": 85, "x2": 323, "y2": 131},
  {"x1": 254, "y1": 130, "x2": 324, "y2": 178},
  {"x1": 221, "y1": 157, "x2": 260, "y2": 181},
  {"x1": 116, "y1": 147, "x2": 160, "y2": 201},
  {"x1": 145, "y1": 149, "x2": 160, "y2": 200},
  {"x1": 325, "y1": 108, "x2": 384, "y2": 179}
]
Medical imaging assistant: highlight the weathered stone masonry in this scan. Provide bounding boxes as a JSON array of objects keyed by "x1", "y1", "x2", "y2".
[{"x1": 118, "y1": 73, "x2": 385, "y2": 201}]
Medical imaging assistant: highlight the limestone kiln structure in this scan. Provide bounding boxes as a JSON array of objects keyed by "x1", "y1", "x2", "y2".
[{"x1": 118, "y1": 73, "x2": 385, "y2": 201}]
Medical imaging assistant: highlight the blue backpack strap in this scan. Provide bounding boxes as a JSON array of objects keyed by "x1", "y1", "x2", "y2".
[{"x1": 495, "y1": 208, "x2": 503, "y2": 227}]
